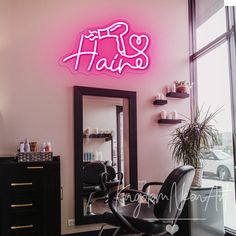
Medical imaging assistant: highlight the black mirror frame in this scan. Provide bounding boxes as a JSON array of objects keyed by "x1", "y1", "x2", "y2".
[{"x1": 74, "y1": 86, "x2": 138, "y2": 225}]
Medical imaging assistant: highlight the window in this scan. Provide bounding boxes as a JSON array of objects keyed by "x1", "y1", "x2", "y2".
[
  {"x1": 196, "y1": 7, "x2": 227, "y2": 50},
  {"x1": 189, "y1": 0, "x2": 236, "y2": 232}
]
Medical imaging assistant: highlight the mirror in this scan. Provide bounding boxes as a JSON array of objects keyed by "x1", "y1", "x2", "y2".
[{"x1": 74, "y1": 86, "x2": 137, "y2": 225}]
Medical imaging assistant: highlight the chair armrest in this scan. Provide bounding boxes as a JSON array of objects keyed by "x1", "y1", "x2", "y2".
[
  {"x1": 100, "y1": 172, "x2": 108, "y2": 190},
  {"x1": 116, "y1": 172, "x2": 123, "y2": 182},
  {"x1": 108, "y1": 189, "x2": 148, "y2": 233},
  {"x1": 142, "y1": 181, "x2": 163, "y2": 193}
]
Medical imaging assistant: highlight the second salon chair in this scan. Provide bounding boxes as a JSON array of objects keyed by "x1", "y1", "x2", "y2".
[{"x1": 83, "y1": 162, "x2": 107, "y2": 215}]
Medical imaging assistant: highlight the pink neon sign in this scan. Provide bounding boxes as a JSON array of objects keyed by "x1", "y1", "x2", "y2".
[{"x1": 60, "y1": 20, "x2": 150, "y2": 76}]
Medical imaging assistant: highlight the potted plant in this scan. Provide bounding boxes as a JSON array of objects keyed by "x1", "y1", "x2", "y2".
[
  {"x1": 169, "y1": 107, "x2": 220, "y2": 186},
  {"x1": 175, "y1": 80, "x2": 190, "y2": 93}
]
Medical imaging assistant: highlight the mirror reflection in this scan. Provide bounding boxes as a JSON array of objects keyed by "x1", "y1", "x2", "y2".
[{"x1": 82, "y1": 96, "x2": 129, "y2": 216}]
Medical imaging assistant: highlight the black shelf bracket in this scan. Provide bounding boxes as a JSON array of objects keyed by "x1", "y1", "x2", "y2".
[
  {"x1": 153, "y1": 99, "x2": 168, "y2": 105},
  {"x1": 166, "y1": 92, "x2": 189, "y2": 98},
  {"x1": 158, "y1": 119, "x2": 182, "y2": 124}
]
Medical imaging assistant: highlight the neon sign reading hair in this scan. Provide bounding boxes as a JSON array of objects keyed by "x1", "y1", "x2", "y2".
[{"x1": 60, "y1": 20, "x2": 150, "y2": 76}]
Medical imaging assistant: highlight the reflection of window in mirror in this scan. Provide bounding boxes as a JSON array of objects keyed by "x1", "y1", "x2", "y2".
[{"x1": 82, "y1": 96, "x2": 130, "y2": 187}]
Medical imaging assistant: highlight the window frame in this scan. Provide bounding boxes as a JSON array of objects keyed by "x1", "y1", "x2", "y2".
[{"x1": 188, "y1": 1, "x2": 236, "y2": 233}]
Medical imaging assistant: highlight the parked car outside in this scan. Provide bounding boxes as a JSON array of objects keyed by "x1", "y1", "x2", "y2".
[{"x1": 202, "y1": 150, "x2": 234, "y2": 181}]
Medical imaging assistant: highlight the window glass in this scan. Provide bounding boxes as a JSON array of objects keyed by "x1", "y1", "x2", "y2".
[
  {"x1": 196, "y1": 7, "x2": 227, "y2": 50},
  {"x1": 197, "y1": 42, "x2": 236, "y2": 230}
]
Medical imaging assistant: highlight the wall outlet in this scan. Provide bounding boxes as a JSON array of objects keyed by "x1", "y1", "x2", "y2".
[
  {"x1": 68, "y1": 218, "x2": 75, "y2": 227},
  {"x1": 138, "y1": 180, "x2": 146, "y2": 190}
]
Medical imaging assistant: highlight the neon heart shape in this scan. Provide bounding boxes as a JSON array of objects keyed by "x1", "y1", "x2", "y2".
[
  {"x1": 166, "y1": 224, "x2": 179, "y2": 235},
  {"x1": 129, "y1": 34, "x2": 149, "y2": 53}
]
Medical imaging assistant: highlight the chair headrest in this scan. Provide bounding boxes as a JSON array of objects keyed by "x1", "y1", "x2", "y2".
[
  {"x1": 83, "y1": 162, "x2": 106, "y2": 185},
  {"x1": 154, "y1": 165, "x2": 195, "y2": 223}
]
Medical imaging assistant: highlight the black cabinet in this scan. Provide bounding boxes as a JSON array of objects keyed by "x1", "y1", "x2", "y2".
[{"x1": 0, "y1": 157, "x2": 61, "y2": 236}]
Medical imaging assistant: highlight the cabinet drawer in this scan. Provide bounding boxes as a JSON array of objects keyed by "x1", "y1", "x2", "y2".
[
  {"x1": 9, "y1": 173, "x2": 43, "y2": 201},
  {"x1": 10, "y1": 188, "x2": 40, "y2": 204},
  {"x1": 9, "y1": 210, "x2": 41, "y2": 236},
  {"x1": 9, "y1": 226, "x2": 40, "y2": 236},
  {"x1": 10, "y1": 200, "x2": 39, "y2": 212},
  {"x1": 10, "y1": 208, "x2": 39, "y2": 224},
  {"x1": 10, "y1": 167, "x2": 44, "y2": 183}
]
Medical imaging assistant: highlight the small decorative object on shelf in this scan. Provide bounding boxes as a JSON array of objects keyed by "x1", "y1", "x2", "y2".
[
  {"x1": 93, "y1": 128, "x2": 99, "y2": 134},
  {"x1": 45, "y1": 142, "x2": 52, "y2": 152},
  {"x1": 158, "y1": 110, "x2": 182, "y2": 124},
  {"x1": 166, "y1": 113, "x2": 173, "y2": 119},
  {"x1": 17, "y1": 139, "x2": 53, "y2": 162},
  {"x1": 166, "y1": 92, "x2": 189, "y2": 98},
  {"x1": 160, "y1": 110, "x2": 167, "y2": 119},
  {"x1": 19, "y1": 142, "x2": 25, "y2": 152},
  {"x1": 158, "y1": 119, "x2": 182, "y2": 124},
  {"x1": 153, "y1": 93, "x2": 167, "y2": 105},
  {"x1": 84, "y1": 127, "x2": 91, "y2": 135},
  {"x1": 172, "y1": 110, "x2": 178, "y2": 119},
  {"x1": 171, "y1": 82, "x2": 176, "y2": 93},
  {"x1": 174, "y1": 80, "x2": 191, "y2": 93},
  {"x1": 16, "y1": 152, "x2": 53, "y2": 162},
  {"x1": 29, "y1": 141, "x2": 37, "y2": 152},
  {"x1": 83, "y1": 133, "x2": 112, "y2": 141},
  {"x1": 24, "y1": 138, "x2": 30, "y2": 152},
  {"x1": 83, "y1": 151, "x2": 103, "y2": 161}
]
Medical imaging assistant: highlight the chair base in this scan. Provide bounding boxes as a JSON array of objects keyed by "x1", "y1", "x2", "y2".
[{"x1": 98, "y1": 224, "x2": 120, "y2": 236}]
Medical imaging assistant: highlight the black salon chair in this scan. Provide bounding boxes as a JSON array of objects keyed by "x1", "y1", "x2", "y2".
[
  {"x1": 98, "y1": 165, "x2": 195, "y2": 236},
  {"x1": 104, "y1": 165, "x2": 123, "y2": 191},
  {"x1": 83, "y1": 162, "x2": 107, "y2": 215}
]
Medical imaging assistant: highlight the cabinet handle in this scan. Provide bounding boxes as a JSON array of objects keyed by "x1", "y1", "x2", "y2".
[
  {"x1": 11, "y1": 182, "x2": 33, "y2": 186},
  {"x1": 61, "y1": 186, "x2": 63, "y2": 200},
  {"x1": 11, "y1": 203, "x2": 33, "y2": 208},
  {"x1": 27, "y1": 166, "x2": 44, "y2": 169},
  {"x1": 11, "y1": 224, "x2": 34, "y2": 230}
]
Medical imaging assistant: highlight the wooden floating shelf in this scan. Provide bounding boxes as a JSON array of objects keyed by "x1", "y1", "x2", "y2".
[
  {"x1": 166, "y1": 92, "x2": 189, "y2": 98},
  {"x1": 158, "y1": 119, "x2": 182, "y2": 124},
  {"x1": 153, "y1": 99, "x2": 168, "y2": 105},
  {"x1": 83, "y1": 133, "x2": 112, "y2": 141}
]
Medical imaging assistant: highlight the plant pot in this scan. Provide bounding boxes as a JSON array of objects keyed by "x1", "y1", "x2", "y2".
[
  {"x1": 192, "y1": 167, "x2": 203, "y2": 187},
  {"x1": 176, "y1": 85, "x2": 188, "y2": 93}
]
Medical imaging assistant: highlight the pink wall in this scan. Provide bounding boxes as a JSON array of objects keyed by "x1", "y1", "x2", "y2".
[{"x1": 0, "y1": 0, "x2": 190, "y2": 234}]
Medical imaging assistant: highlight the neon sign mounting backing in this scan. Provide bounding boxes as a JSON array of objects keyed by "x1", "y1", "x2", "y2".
[{"x1": 60, "y1": 20, "x2": 150, "y2": 76}]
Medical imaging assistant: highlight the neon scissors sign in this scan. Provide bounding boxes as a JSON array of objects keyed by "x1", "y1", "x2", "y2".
[{"x1": 60, "y1": 20, "x2": 150, "y2": 76}]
